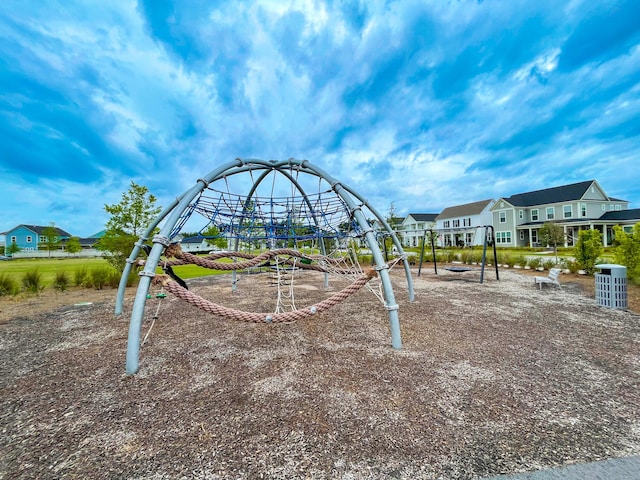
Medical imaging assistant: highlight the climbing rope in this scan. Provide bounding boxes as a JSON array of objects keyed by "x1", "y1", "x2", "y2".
[{"x1": 152, "y1": 268, "x2": 377, "y2": 323}]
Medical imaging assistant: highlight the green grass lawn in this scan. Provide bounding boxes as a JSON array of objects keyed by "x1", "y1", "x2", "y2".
[{"x1": 0, "y1": 256, "x2": 230, "y2": 289}]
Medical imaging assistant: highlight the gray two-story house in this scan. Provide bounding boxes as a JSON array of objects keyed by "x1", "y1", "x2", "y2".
[{"x1": 490, "y1": 180, "x2": 639, "y2": 247}]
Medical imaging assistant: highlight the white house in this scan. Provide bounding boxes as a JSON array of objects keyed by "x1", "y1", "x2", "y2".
[{"x1": 435, "y1": 199, "x2": 495, "y2": 247}]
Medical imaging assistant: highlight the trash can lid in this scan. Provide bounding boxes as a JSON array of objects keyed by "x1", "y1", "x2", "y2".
[{"x1": 595, "y1": 264, "x2": 627, "y2": 270}]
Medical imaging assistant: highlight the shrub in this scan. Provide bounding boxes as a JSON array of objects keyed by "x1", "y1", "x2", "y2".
[
  {"x1": 514, "y1": 255, "x2": 528, "y2": 268},
  {"x1": 541, "y1": 258, "x2": 556, "y2": 270},
  {"x1": 22, "y1": 268, "x2": 44, "y2": 294},
  {"x1": 565, "y1": 259, "x2": 581, "y2": 274},
  {"x1": 460, "y1": 251, "x2": 473, "y2": 264},
  {"x1": 574, "y1": 229, "x2": 603, "y2": 275},
  {"x1": 74, "y1": 266, "x2": 89, "y2": 287},
  {"x1": 90, "y1": 267, "x2": 111, "y2": 290},
  {"x1": 527, "y1": 257, "x2": 542, "y2": 269},
  {"x1": 54, "y1": 271, "x2": 70, "y2": 292},
  {"x1": 0, "y1": 273, "x2": 19, "y2": 297},
  {"x1": 107, "y1": 269, "x2": 122, "y2": 288},
  {"x1": 502, "y1": 254, "x2": 515, "y2": 268},
  {"x1": 613, "y1": 224, "x2": 640, "y2": 285}
]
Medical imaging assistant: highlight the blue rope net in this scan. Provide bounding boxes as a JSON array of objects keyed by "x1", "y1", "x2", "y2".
[{"x1": 168, "y1": 168, "x2": 364, "y2": 248}]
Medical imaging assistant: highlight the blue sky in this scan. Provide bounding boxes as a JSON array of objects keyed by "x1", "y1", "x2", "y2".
[{"x1": 1, "y1": 0, "x2": 639, "y2": 237}]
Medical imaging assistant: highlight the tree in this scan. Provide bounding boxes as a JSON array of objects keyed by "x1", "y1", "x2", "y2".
[
  {"x1": 574, "y1": 229, "x2": 603, "y2": 275},
  {"x1": 6, "y1": 241, "x2": 20, "y2": 257},
  {"x1": 97, "y1": 181, "x2": 162, "y2": 271},
  {"x1": 538, "y1": 222, "x2": 565, "y2": 264},
  {"x1": 613, "y1": 223, "x2": 640, "y2": 284},
  {"x1": 39, "y1": 222, "x2": 61, "y2": 257},
  {"x1": 201, "y1": 225, "x2": 228, "y2": 250},
  {"x1": 65, "y1": 237, "x2": 83, "y2": 256}
]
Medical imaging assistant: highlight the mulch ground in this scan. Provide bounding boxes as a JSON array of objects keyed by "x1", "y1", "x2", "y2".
[{"x1": 1, "y1": 267, "x2": 639, "y2": 479}]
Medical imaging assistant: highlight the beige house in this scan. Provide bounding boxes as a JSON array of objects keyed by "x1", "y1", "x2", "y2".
[{"x1": 490, "y1": 180, "x2": 639, "y2": 247}]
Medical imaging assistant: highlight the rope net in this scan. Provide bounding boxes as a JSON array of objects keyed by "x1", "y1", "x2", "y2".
[
  {"x1": 152, "y1": 244, "x2": 379, "y2": 323},
  {"x1": 143, "y1": 161, "x2": 403, "y2": 324}
]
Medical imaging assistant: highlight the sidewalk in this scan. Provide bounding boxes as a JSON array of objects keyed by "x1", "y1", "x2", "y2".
[{"x1": 486, "y1": 456, "x2": 640, "y2": 480}]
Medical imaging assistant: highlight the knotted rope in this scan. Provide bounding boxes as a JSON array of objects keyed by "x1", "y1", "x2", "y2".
[
  {"x1": 153, "y1": 268, "x2": 377, "y2": 323},
  {"x1": 162, "y1": 244, "x2": 358, "y2": 275}
]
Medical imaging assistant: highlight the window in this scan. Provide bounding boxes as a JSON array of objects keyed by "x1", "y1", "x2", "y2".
[
  {"x1": 10, "y1": 236, "x2": 17, "y2": 243},
  {"x1": 563, "y1": 205, "x2": 572, "y2": 218},
  {"x1": 499, "y1": 211, "x2": 506, "y2": 223},
  {"x1": 546, "y1": 207, "x2": 554, "y2": 220},
  {"x1": 26, "y1": 235, "x2": 33, "y2": 243},
  {"x1": 602, "y1": 204, "x2": 606, "y2": 211},
  {"x1": 463, "y1": 217, "x2": 471, "y2": 227},
  {"x1": 615, "y1": 204, "x2": 621, "y2": 211},
  {"x1": 495, "y1": 231, "x2": 512, "y2": 244},
  {"x1": 519, "y1": 230, "x2": 525, "y2": 240},
  {"x1": 466, "y1": 233, "x2": 473, "y2": 244},
  {"x1": 531, "y1": 209, "x2": 539, "y2": 221},
  {"x1": 610, "y1": 204, "x2": 614, "y2": 211},
  {"x1": 443, "y1": 220, "x2": 450, "y2": 228},
  {"x1": 580, "y1": 204, "x2": 587, "y2": 217},
  {"x1": 518, "y1": 210, "x2": 524, "y2": 220},
  {"x1": 532, "y1": 231, "x2": 538, "y2": 244},
  {"x1": 453, "y1": 219, "x2": 460, "y2": 228},
  {"x1": 39, "y1": 235, "x2": 47, "y2": 242}
]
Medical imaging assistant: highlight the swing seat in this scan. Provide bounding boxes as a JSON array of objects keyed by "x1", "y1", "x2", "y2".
[{"x1": 444, "y1": 266, "x2": 473, "y2": 273}]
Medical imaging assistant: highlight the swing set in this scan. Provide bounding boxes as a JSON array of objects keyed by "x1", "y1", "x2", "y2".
[{"x1": 417, "y1": 225, "x2": 499, "y2": 283}]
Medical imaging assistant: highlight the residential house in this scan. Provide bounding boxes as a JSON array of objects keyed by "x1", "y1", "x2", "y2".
[
  {"x1": 3, "y1": 224, "x2": 72, "y2": 253},
  {"x1": 490, "y1": 180, "x2": 637, "y2": 247},
  {"x1": 398, "y1": 213, "x2": 439, "y2": 248},
  {"x1": 435, "y1": 199, "x2": 495, "y2": 247},
  {"x1": 181, "y1": 236, "x2": 215, "y2": 253}
]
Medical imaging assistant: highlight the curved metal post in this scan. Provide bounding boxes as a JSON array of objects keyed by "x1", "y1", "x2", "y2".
[
  {"x1": 115, "y1": 198, "x2": 181, "y2": 315},
  {"x1": 298, "y1": 160, "x2": 402, "y2": 349},
  {"x1": 126, "y1": 159, "x2": 243, "y2": 374}
]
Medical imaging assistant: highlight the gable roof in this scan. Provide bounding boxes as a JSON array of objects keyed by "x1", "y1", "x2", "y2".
[
  {"x1": 437, "y1": 199, "x2": 494, "y2": 220},
  {"x1": 407, "y1": 213, "x2": 439, "y2": 222},
  {"x1": 502, "y1": 180, "x2": 596, "y2": 207},
  {"x1": 599, "y1": 209, "x2": 640, "y2": 221},
  {"x1": 8, "y1": 224, "x2": 72, "y2": 237}
]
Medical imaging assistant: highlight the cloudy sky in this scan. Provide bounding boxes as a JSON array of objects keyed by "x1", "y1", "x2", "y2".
[{"x1": 1, "y1": 0, "x2": 639, "y2": 237}]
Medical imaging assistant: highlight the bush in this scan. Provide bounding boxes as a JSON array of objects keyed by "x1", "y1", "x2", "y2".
[
  {"x1": 574, "y1": 230, "x2": 603, "y2": 275},
  {"x1": 107, "y1": 269, "x2": 121, "y2": 288},
  {"x1": 22, "y1": 268, "x2": 44, "y2": 294},
  {"x1": 565, "y1": 259, "x2": 581, "y2": 274},
  {"x1": 54, "y1": 271, "x2": 70, "y2": 292},
  {"x1": 74, "y1": 266, "x2": 89, "y2": 287},
  {"x1": 502, "y1": 254, "x2": 515, "y2": 267},
  {"x1": 613, "y1": 224, "x2": 640, "y2": 285},
  {"x1": 527, "y1": 257, "x2": 542, "y2": 269},
  {"x1": 541, "y1": 258, "x2": 556, "y2": 270},
  {"x1": 514, "y1": 255, "x2": 528, "y2": 268},
  {"x1": 0, "y1": 273, "x2": 19, "y2": 297},
  {"x1": 90, "y1": 267, "x2": 111, "y2": 290}
]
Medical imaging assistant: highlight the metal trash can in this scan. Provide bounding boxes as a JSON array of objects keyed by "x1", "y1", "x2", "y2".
[{"x1": 595, "y1": 264, "x2": 627, "y2": 309}]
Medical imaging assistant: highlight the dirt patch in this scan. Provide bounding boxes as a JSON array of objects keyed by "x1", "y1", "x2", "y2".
[{"x1": 1, "y1": 268, "x2": 640, "y2": 479}]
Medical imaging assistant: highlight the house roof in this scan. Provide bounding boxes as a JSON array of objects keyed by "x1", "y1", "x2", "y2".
[
  {"x1": 407, "y1": 213, "x2": 439, "y2": 222},
  {"x1": 436, "y1": 199, "x2": 494, "y2": 219},
  {"x1": 9, "y1": 224, "x2": 72, "y2": 237},
  {"x1": 501, "y1": 180, "x2": 601, "y2": 207},
  {"x1": 599, "y1": 209, "x2": 640, "y2": 221},
  {"x1": 181, "y1": 236, "x2": 211, "y2": 244}
]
